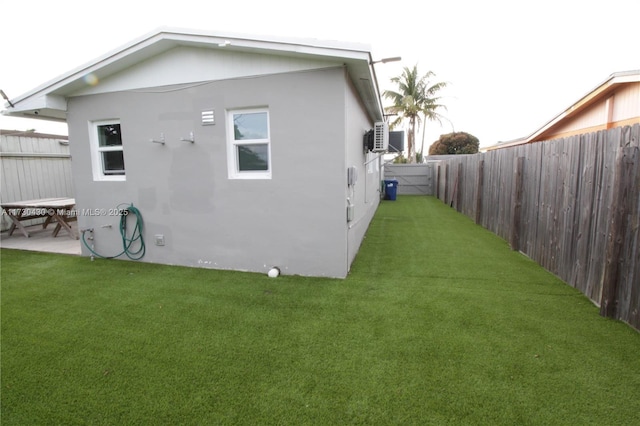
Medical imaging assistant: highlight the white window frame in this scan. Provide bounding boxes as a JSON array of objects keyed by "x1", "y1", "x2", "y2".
[
  {"x1": 89, "y1": 119, "x2": 126, "y2": 181},
  {"x1": 226, "y1": 108, "x2": 271, "y2": 180}
]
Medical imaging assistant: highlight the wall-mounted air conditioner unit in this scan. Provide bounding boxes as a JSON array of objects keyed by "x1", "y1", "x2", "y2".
[{"x1": 372, "y1": 122, "x2": 389, "y2": 152}]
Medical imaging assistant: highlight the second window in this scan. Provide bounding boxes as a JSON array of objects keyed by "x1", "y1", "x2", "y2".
[{"x1": 227, "y1": 108, "x2": 271, "y2": 179}]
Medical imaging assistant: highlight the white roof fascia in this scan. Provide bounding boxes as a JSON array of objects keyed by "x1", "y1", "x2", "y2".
[{"x1": 157, "y1": 26, "x2": 372, "y2": 57}]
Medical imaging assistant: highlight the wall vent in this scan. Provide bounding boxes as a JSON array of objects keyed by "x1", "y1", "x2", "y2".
[{"x1": 202, "y1": 110, "x2": 215, "y2": 125}]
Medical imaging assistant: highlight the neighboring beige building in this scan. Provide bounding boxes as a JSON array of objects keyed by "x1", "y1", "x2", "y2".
[{"x1": 486, "y1": 70, "x2": 640, "y2": 151}]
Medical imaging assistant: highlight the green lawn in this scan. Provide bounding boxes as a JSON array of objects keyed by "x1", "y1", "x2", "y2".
[{"x1": 2, "y1": 196, "x2": 639, "y2": 425}]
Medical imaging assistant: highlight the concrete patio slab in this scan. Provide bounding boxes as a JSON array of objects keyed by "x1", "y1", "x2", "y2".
[{"x1": 1, "y1": 222, "x2": 81, "y2": 255}]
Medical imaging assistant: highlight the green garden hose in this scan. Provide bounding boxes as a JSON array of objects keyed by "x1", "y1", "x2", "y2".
[{"x1": 81, "y1": 203, "x2": 146, "y2": 260}]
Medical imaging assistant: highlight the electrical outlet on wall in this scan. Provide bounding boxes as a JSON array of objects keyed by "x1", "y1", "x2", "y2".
[{"x1": 155, "y1": 234, "x2": 165, "y2": 246}]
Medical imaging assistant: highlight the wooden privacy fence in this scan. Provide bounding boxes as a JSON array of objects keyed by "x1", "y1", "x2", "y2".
[
  {"x1": 1, "y1": 130, "x2": 74, "y2": 231},
  {"x1": 436, "y1": 124, "x2": 640, "y2": 330}
]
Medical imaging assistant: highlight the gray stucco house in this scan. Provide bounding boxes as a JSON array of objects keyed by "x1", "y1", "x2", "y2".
[{"x1": 2, "y1": 28, "x2": 388, "y2": 278}]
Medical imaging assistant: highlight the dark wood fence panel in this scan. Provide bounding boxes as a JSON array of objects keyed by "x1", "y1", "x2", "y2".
[{"x1": 437, "y1": 124, "x2": 640, "y2": 330}]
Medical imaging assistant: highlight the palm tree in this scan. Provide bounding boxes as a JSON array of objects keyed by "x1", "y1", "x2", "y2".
[{"x1": 383, "y1": 65, "x2": 447, "y2": 163}]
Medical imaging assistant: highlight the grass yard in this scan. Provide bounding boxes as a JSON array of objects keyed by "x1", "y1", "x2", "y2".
[{"x1": 2, "y1": 196, "x2": 639, "y2": 425}]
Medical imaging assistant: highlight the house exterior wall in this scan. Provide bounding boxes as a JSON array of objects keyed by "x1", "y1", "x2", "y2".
[
  {"x1": 611, "y1": 82, "x2": 640, "y2": 123},
  {"x1": 543, "y1": 101, "x2": 607, "y2": 139},
  {"x1": 344, "y1": 73, "x2": 381, "y2": 269},
  {"x1": 67, "y1": 67, "x2": 360, "y2": 277}
]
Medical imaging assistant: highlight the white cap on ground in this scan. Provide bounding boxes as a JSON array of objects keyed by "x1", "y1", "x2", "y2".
[{"x1": 268, "y1": 267, "x2": 280, "y2": 278}]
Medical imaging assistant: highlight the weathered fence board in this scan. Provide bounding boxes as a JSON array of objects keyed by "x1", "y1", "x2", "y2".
[
  {"x1": 509, "y1": 157, "x2": 524, "y2": 251},
  {"x1": 434, "y1": 124, "x2": 640, "y2": 330}
]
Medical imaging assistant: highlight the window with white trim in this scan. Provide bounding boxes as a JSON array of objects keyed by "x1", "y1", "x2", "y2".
[
  {"x1": 226, "y1": 108, "x2": 271, "y2": 179},
  {"x1": 90, "y1": 120, "x2": 125, "y2": 181}
]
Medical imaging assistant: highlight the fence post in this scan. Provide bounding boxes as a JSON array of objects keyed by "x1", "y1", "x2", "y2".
[
  {"x1": 475, "y1": 159, "x2": 484, "y2": 224},
  {"x1": 443, "y1": 163, "x2": 448, "y2": 204},
  {"x1": 450, "y1": 163, "x2": 462, "y2": 209},
  {"x1": 456, "y1": 163, "x2": 463, "y2": 211},
  {"x1": 435, "y1": 164, "x2": 441, "y2": 200},
  {"x1": 600, "y1": 147, "x2": 637, "y2": 318},
  {"x1": 509, "y1": 157, "x2": 525, "y2": 251}
]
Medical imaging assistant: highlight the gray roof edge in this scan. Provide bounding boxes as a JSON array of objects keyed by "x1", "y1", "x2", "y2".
[
  {"x1": 609, "y1": 69, "x2": 640, "y2": 79},
  {"x1": 155, "y1": 26, "x2": 373, "y2": 53}
]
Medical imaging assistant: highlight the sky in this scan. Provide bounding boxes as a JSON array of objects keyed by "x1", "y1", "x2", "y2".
[{"x1": 1, "y1": 0, "x2": 638, "y2": 149}]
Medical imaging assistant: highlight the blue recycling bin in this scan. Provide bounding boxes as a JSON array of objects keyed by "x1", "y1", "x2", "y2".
[{"x1": 384, "y1": 179, "x2": 398, "y2": 201}]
